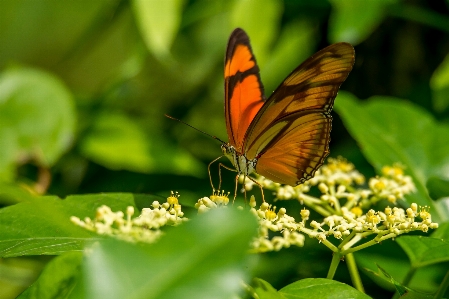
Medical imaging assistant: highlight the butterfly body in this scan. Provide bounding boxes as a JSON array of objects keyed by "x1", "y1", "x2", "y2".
[
  {"x1": 221, "y1": 143, "x2": 256, "y2": 177},
  {"x1": 219, "y1": 28, "x2": 355, "y2": 189}
]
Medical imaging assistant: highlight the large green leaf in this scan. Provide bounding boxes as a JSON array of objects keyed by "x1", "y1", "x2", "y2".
[
  {"x1": 430, "y1": 52, "x2": 449, "y2": 113},
  {"x1": 328, "y1": 0, "x2": 397, "y2": 44},
  {"x1": 0, "y1": 193, "x2": 140, "y2": 257},
  {"x1": 0, "y1": 67, "x2": 76, "y2": 180},
  {"x1": 261, "y1": 20, "x2": 317, "y2": 96},
  {"x1": 396, "y1": 236, "x2": 449, "y2": 268},
  {"x1": 80, "y1": 208, "x2": 258, "y2": 299},
  {"x1": 335, "y1": 92, "x2": 449, "y2": 221},
  {"x1": 132, "y1": 0, "x2": 184, "y2": 59},
  {"x1": 80, "y1": 112, "x2": 204, "y2": 176},
  {"x1": 79, "y1": 113, "x2": 153, "y2": 173},
  {"x1": 230, "y1": 0, "x2": 283, "y2": 66},
  {"x1": 17, "y1": 252, "x2": 83, "y2": 299}
]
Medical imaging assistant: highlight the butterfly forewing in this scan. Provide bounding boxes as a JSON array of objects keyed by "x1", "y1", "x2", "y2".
[
  {"x1": 224, "y1": 28, "x2": 265, "y2": 152},
  {"x1": 242, "y1": 42, "x2": 355, "y2": 185}
]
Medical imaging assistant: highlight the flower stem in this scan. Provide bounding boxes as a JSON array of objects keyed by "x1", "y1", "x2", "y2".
[
  {"x1": 346, "y1": 253, "x2": 364, "y2": 292},
  {"x1": 327, "y1": 252, "x2": 341, "y2": 280}
]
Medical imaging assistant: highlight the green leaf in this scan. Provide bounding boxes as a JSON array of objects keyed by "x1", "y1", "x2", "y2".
[
  {"x1": 80, "y1": 113, "x2": 204, "y2": 177},
  {"x1": 363, "y1": 265, "x2": 434, "y2": 299},
  {"x1": 0, "y1": 67, "x2": 76, "y2": 179},
  {"x1": 279, "y1": 278, "x2": 370, "y2": 299},
  {"x1": 251, "y1": 278, "x2": 286, "y2": 299},
  {"x1": 79, "y1": 113, "x2": 153, "y2": 173},
  {"x1": 335, "y1": 92, "x2": 449, "y2": 222},
  {"x1": 82, "y1": 208, "x2": 258, "y2": 299},
  {"x1": 328, "y1": 0, "x2": 397, "y2": 44},
  {"x1": 261, "y1": 20, "x2": 317, "y2": 96},
  {"x1": 0, "y1": 182, "x2": 36, "y2": 205},
  {"x1": 0, "y1": 128, "x2": 16, "y2": 181},
  {"x1": 396, "y1": 236, "x2": 449, "y2": 268},
  {"x1": 230, "y1": 0, "x2": 283, "y2": 66},
  {"x1": 356, "y1": 244, "x2": 442, "y2": 293},
  {"x1": 17, "y1": 252, "x2": 82, "y2": 299},
  {"x1": 0, "y1": 193, "x2": 140, "y2": 257},
  {"x1": 430, "y1": 52, "x2": 449, "y2": 112},
  {"x1": 431, "y1": 221, "x2": 449, "y2": 239},
  {"x1": 132, "y1": 0, "x2": 184, "y2": 59},
  {"x1": 426, "y1": 177, "x2": 449, "y2": 200}
]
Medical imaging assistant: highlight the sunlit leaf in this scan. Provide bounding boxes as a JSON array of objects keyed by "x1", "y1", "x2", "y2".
[
  {"x1": 261, "y1": 20, "x2": 317, "y2": 95},
  {"x1": 430, "y1": 52, "x2": 449, "y2": 112},
  {"x1": 328, "y1": 0, "x2": 397, "y2": 44},
  {"x1": 0, "y1": 67, "x2": 76, "y2": 179},
  {"x1": 0, "y1": 193, "x2": 139, "y2": 257},
  {"x1": 132, "y1": 0, "x2": 184, "y2": 59},
  {"x1": 79, "y1": 113, "x2": 152, "y2": 173},
  {"x1": 230, "y1": 0, "x2": 283, "y2": 65}
]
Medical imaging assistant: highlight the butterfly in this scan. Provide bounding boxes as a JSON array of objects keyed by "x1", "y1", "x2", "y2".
[{"x1": 210, "y1": 28, "x2": 355, "y2": 198}]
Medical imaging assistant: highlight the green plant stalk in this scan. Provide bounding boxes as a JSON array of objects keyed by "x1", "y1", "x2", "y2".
[
  {"x1": 327, "y1": 252, "x2": 342, "y2": 280},
  {"x1": 433, "y1": 269, "x2": 449, "y2": 299},
  {"x1": 338, "y1": 230, "x2": 357, "y2": 249},
  {"x1": 346, "y1": 253, "x2": 365, "y2": 293},
  {"x1": 401, "y1": 266, "x2": 416, "y2": 287}
]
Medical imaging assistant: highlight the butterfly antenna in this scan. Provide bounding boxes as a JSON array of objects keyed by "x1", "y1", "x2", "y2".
[{"x1": 165, "y1": 114, "x2": 227, "y2": 144}]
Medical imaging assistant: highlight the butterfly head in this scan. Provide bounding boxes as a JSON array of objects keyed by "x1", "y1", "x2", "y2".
[{"x1": 221, "y1": 143, "x2": 235, "y2": 159}]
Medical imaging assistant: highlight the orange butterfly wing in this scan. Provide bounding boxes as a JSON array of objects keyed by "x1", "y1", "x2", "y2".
[
  {"x1": 244, "y1": 43, "x2": 355, "y2": 185},
  {"x1": 224, "y1": 28, "x2": 265, "y2": 153}
]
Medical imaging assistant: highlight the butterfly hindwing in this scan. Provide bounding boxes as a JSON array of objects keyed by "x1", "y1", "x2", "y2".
[
  {"x1": 255, "y1": 111, "x2": 332, "y2": 186},
  {"x1": 224, "y1": 28, "x2": 265, "y2": 152}
]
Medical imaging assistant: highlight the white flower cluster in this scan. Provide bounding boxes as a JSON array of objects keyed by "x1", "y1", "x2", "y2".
[
  {"x1": 301, "y1": 204, "x2": 438, "y2": 250},
  {"x1": 233, "y1": 158, "x2": 438, "y2": 252},
  {"x1": 194, "y1": 190, "x2": 230, "y2": 213},
  {"x1": 242, "y1": 158, "x2": 417, "y2": 218},
  {"x1": 367, "y1": 165, "x2": 416, "y2": 204},
  {"x1": 194, "y1": 192, "x2": 305, "y2": 253},
  {"x1": 71, "y1": 192, "x2": 187, "y2": 244},
  {"x1": 248, "y1": 196, "x2": 305, "y2": 253}
]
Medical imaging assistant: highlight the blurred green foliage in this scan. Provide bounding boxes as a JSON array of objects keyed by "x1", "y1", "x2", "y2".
[{"x1": 1, "y1": 0, "x2": 449, "y2": 298}]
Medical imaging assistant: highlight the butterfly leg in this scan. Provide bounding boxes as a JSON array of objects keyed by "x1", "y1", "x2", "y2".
[
  {"x1": 208, "y1": 156, "x2": 224, "y2": 191},
  {"x1": 218, "y1": 162, "x2": 237, "y2": 191},
  {"x1": 233, "y1": 173, "x2": 241, "y2": 203},
  {"x1": 246, "y1": 176, "x2": 265, "y2": 202}
]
